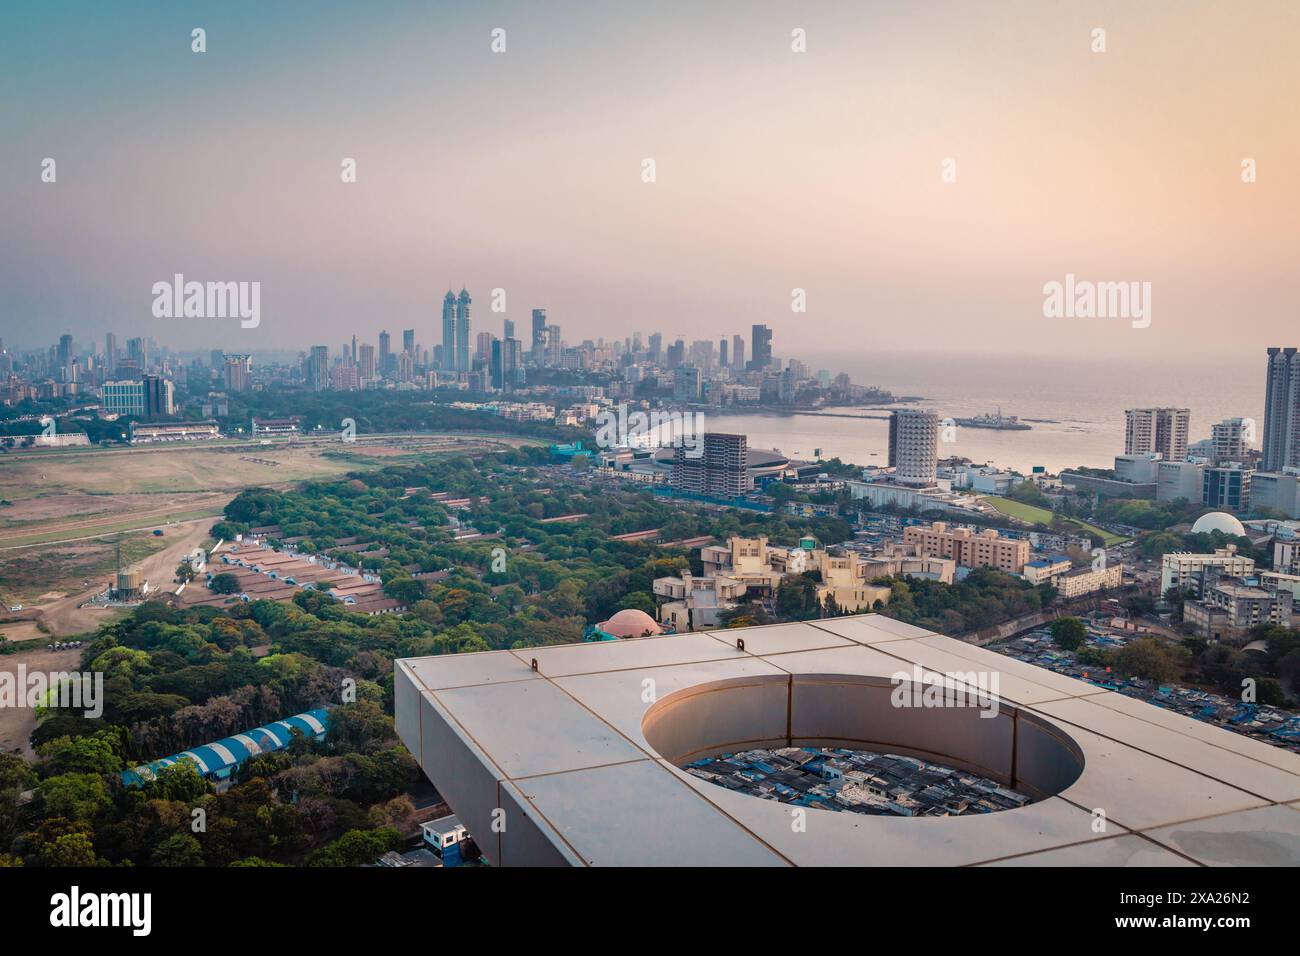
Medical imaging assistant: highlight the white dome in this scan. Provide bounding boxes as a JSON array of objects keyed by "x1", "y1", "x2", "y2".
[{"x1": 1191, "y1": 512, "x2": 1246, "y2": 537}]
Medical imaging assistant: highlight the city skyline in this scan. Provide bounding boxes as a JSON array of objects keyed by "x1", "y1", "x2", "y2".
[{"x1": 5, "y1": 1, "x2": 1299, "y2": 357}]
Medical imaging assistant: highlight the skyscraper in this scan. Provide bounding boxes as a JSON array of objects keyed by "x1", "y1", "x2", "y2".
[
  {"x1": 503, "y1": 318, "x2": 515, "y2": 341},
  {"x1": 546, "y1": 323, "x2": 561, "y2": 367},
  {"x1": 732, "y1": 334, "x2": 744, "y2": 371},
  {"x1": 531, "y1": 309, "x2": 548, "y2": 364},
  {"x1": 442, "y1": 292, "x2": 457, "y2": 370},
  {"x1": 888, "y1": 409, "x2": 939, "y2": 485},
  {"x1": 403, "y1": 329, "x2": 416, "y2": 357},
  {"x1": 104, "y1": 333, "x2": 118, "y2": 373},
  {"x1": 378, "y1": 330, "x2": 392, "y2": 375},
  {"x1": 456, "y1": 289, "x2": 472, "y2": 372},
  {"x1": 748, "y1": 324, "x2": 771, "y2": 371},
  {"x1": 358, "y1": 344, "x2": 376, "y2": 382},
  {"x1": 674, "y1": 365, "x2": 702, "y2": 402},
  {"x1": 306, "y1": 345, "x2": 329, "y2": 391},
  {"x1": 719, "y1": 338, "x2": 729, "y2": 369},
  {"x1": 141, "y1": 374, "x2": 174, "y2": 417},
  {"x1": 1263, "y1": 347, "x2": 1300, "y2": 472},
  {"x1": 1125, "y1": 408, "x2": 1190, "y2": 461},
  {"x1": 127, "y1": 337, "x2": 148, "y2": 373},
  {"x1": 476, "y1": 331, "x2": 493, "y2": 362},
  {"x1": 648, "y1": 332, "x2": 662, "y2": 364},
  {"x1": 223, "y1": 354, "x2": 251, "y2": 391},
  {"x1": 671, "y1": 433, "x2": 748, "y2": 499}
]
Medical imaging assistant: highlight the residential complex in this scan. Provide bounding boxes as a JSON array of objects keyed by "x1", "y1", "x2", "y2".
[
  {"x1": 1124, "y1": 406, "x2": 1190, "y2": 461},
  {"x1": 1263, "y1": 346, "x2": 1300, "y2": 472},
  {"x1": 903, "y1": 521, "x2": 1031, "y2": 575},
  {"x1": 670, "y1": 432, "x2": 748, "y2": 499}
]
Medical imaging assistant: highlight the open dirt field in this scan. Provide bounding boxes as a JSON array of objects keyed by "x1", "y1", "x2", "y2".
[
  {"x1": 0, "y1": 645, "x2": 87, "y2": 758},
  {"x1": 0, "y1": 517, "x2": 216, "y2": 641}
]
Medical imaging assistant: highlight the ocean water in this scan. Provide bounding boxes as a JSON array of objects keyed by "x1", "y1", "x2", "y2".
[{"x1": 709, "y1": 350, "x2": 1267, "y2": 474}]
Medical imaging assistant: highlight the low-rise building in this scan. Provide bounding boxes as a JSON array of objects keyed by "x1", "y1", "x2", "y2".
[
  {"x1": 1160, "y1": 546, "x2": 1256, "y2": 596},
  {"x1": 1184, "y1": 575, "x2": 1293, "y2": 643},
  {"x1": 1022, "y1": 554, "x2": 1073, "y2": 585},
  {"x1": 1156, "y1": 459, "x2": 1206, "y2": 503},
  {"x1": 251, "y1": 416, "x2": 302, "y2": 436},
  {"x1": 1054, "y1": 563, "x2": 1123, "y2": 599},
  {"x1": 653, "y1": 571, "x2": 747, "y2": 631},
  {"x1": 129, "y1": 419, "x2": 221, "y2": 443}
]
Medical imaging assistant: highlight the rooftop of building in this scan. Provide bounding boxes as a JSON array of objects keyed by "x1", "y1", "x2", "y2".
[{"x1": 395, "y1": 616, "x2": 1300, "y2": 866}]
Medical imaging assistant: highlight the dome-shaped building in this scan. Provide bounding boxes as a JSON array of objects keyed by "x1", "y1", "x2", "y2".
[
  {"x1": 594, "y1": 608, "x2": 664, "y2": 640},
  {"x1": 1190, "y1": 511, "x2": 1246, "y2": 537}
]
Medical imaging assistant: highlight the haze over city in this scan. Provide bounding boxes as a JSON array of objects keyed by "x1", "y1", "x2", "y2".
[{"x1": 4, "y1": 0, "x2": 1298, "y2": 358}]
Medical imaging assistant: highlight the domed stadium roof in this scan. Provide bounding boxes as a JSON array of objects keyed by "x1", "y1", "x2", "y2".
[
  {"x1": 1191, "y1": 512, "x2": 1246, "y2": 537},
  {"x1": 598, "y1": 608, "x2": 663, "y2": 639}
]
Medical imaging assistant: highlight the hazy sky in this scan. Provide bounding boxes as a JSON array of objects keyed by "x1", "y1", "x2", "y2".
[{"x1": 3, "y1": 0, "x2": 1298, "y2": 360}]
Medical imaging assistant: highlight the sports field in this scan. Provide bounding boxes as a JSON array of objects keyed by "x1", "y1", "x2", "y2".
[{"x1": 982, "y1": 495, "x2": 1128, "y2": 546}]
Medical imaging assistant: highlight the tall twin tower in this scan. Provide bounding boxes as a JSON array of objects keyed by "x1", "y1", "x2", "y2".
[{"x1": 441, "y1": 289, "x2": 471, "y2": 372}]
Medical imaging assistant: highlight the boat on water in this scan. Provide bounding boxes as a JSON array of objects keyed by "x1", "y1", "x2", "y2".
[{"x1": 952, "y1": 409, "x2": 1032, "y2": 430}]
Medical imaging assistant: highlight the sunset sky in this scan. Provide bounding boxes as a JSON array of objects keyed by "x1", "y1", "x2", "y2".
[{"x1": 3, "y1": 0, "x2": 1298, "y2": 359}]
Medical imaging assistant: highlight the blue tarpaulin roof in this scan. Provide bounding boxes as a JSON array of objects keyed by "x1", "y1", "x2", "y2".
[{"x1": 121, "y1": 708, "x2": 329, "y2": 787}]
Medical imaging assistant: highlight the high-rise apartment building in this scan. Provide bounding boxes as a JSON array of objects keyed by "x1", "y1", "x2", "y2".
[
  {"x1": 718, "y1": 339, "x2": 729, "y2": 369},
  {"x1": 358, "y1": 344, "x2": 376, "y2": 382},
  {"x1": 305, "y1": 345, "x2": 329, "y2": 391},
  {"x1": 104, "y1": 333, "x2": 118, "y2": 373},
  {"x1": 732, "y1": 334, "x2": 745, "y2": 371},
  {"x1": 1263, "y1": 347, "x2": 1300, "y2": 472},
  {"x1": 1211, "y1": 417, "x2": 1250, "y2": 464},
  {"x1": 455, "y1": 289, "x2": 472, "y2": 372},
  {"x1": 531, "y1": 309, "x2": 547, "y2": 364},
  {"x1": 748, "y1": 324, "x2": 772, "y2": 371},
  {"x1": 647, "y1": 332, "x2": 662, "y2": 364},
  {"x1": 223, "y1": 354, "x2": 251, "y2": 391},
  {"x1": 442, "y1": 292, "x2": 458, "y2": 370},
  {"x1": 1124, "y1": 407, "x2": 1190, "y2": 461},
  {"x1": 545, "y1": 323, "x2": 562, "y2": 366},
  {"x1": 378, "y1": 330, "x2": 392, "y2": 375},
  {"x1": 888, "y1": 409, "x2": 939, "y2": 485},
  {"x1": 476, "y1": 332, "x2": 493, "y2": 362},
  {"x1": 127, "y1": 337, "x2": 148, "y2": 372},
  {"x1": 674, "y1": 365, "x2": 702, "y2": 402},
  {"x1": 141, "y1": 374, "x2": 175, "y2": 417},
  {"x1": 403, "y1": 329, "x2": 416, "y2": 357},
  {"x1": 671, "y1": 433, "x2": 748, "y2": 499}
]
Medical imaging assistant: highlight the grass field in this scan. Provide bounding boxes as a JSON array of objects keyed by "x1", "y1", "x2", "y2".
[{"x1": 982, "y1": 496, "x2": 1129, "y2": 546}]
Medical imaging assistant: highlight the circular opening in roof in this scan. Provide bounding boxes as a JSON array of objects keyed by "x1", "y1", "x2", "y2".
[{"x1": 641, "y1": 673, "x2": 1085, "y2": 815}]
